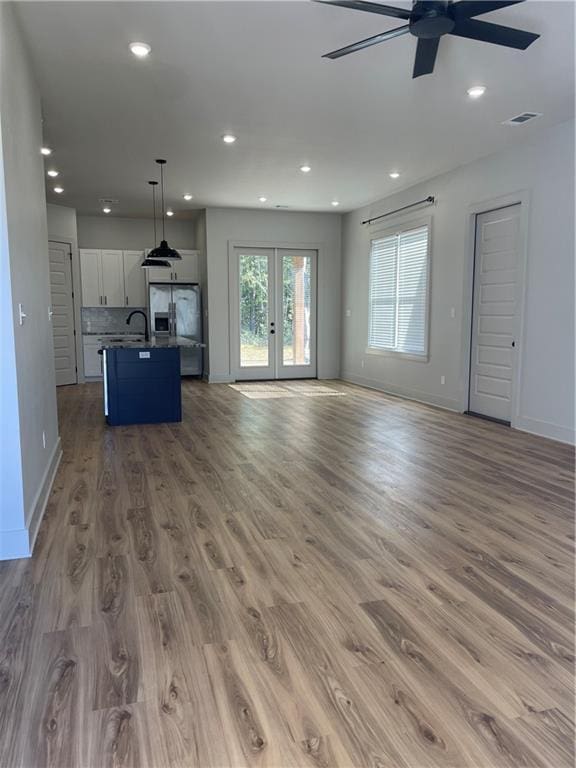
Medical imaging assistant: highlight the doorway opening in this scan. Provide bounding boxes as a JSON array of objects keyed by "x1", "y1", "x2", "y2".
[
  {"x1": 467, "y1": 203, "x2": 521, "y2": 424},
  {"x1": 230, "y1": 246, "x2": 317, "y2": 380}
]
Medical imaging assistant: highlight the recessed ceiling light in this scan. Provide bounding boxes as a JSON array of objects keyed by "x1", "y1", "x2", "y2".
[
  {"x1": 53, "y1": 186, "x2": 64, "y2": 194},
  {"x1": 258, "y1": 196, "x2": 267, "y2": 203},
  {"x1": 41, "y1": 147, "x2": 52, "y2": 156},
  {"x1": 166, "y1": 209, "x2": 174, "y2": 217},
  {"x1": 129, "y1": 42, "x2": 151, "y2": 58},
  {"x1": 183, "y1": 193, "x2": 193, "y2": 201},
  {"x1": 222, "y1": 134, "x2": 237, "y2": 144},
  {"x1": 102, "y1": 207, "x2": 111, "y2": 214},
  {"x1": 331, "y1": 201, "x2": 340, "y2": 207},
  {"x1": 300, "y1": 165, "x2": 312, "y2": 173},
  {"x1": 467, "y1": 85, "x2": 486, "y2": 99},
  {"x1": 47, "y1": 169, "x2": 59, "y2": 178},
  {"x1": 389, "y1": 171, "x2": 400, "y2": 179}
]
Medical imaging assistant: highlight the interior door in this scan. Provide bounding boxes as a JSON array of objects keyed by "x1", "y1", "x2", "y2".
[
  {"x1": 231, "y1": 246, "x2": 317, "y2": 380},
  {"x1": 49, "y1": 241, "x2": 77, "y2": 386},
  {"x1": 469, "y1": 204, "x2": 521, "y2": 422},
  {"x1": 232, "y1": 247, "x2": 275, "y2": 380}
]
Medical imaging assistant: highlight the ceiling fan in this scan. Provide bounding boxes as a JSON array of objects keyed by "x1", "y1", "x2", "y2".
[{"x1": 315, "y1": 0, "x2": 540, "y2": 78}]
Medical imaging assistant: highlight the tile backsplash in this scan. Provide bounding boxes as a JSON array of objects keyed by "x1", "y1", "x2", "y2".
[{"x1": 82, "y1": 307, "x2": 147, "y2": 335}]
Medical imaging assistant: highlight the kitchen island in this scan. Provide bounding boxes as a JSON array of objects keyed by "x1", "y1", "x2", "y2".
[{"x1": 100, "y1": 337, "x2": 202, "y2": 426}]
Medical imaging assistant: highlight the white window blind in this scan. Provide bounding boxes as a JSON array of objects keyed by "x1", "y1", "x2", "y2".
[{"x1": 368, "y1": 225, "x2": 429, "y2": 356}]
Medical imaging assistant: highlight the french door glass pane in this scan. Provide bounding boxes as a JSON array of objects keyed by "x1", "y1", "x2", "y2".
[
  {"x1": 239, "y1": 253, "x2": 269, "y2": 367},
  {"x1": 282, "y1": 254, "x2": 311, "y2": 366}
]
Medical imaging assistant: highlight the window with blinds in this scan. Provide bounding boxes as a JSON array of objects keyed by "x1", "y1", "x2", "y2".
[{"x1": 368, "y1": 224, "x2": 430, "y2": 357}]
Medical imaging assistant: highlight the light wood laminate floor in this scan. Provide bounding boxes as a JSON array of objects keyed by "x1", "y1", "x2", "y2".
[{"x1": 0, "y1": 380, "x2": 574, "y2": 768}]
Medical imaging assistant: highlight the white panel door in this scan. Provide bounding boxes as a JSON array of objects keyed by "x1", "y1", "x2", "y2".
[
  {"x1": 172, "y1": 250, "x2": 199, "y2": 283},
  {"x1": 123, "y1": 250, "x2": 146, "y2": 306},
  {"x1": 79, "y1": 249, "x2": 101, "y2": 306},
  {"x1": 49, "y1": 241, "x2": 77, "y2": 386},
  {"x1": 100, "y1": 250, "x2": 125, "y2": 306},
  {"x1": 469, "y1": 204, "x2": 520, "y2": 422}
]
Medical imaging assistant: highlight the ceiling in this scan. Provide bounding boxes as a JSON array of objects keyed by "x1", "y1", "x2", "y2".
[{"x1": 16, "y1": 1, "x2": 575, "y2": 217}]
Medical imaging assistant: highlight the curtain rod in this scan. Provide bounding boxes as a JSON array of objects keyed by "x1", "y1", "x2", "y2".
[{"x1": 362, "y1": 195, "x2": 435, "y2": 226}]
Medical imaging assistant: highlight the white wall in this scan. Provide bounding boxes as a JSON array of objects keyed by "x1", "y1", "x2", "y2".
[
  {"x1": 342, "y1": 119, "x2": 575, "y2": 444},
  {"x1": 205, "y1": 207, "x2": 342, "y2": 382},
  {"x1": 77, "y1": 214, "x2": 196, "y2": 250},
  {"x1": 0, "y1": 3, "x2": 61, "y2": 558}
]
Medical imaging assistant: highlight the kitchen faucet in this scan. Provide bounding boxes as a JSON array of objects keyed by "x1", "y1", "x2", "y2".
[{"x1": 126, "y1": 310, "x2": 149, "y2": 342}]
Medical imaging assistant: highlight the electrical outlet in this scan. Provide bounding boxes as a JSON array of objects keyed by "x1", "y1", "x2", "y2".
[
  {"x1": 440, "y1": 375, "x2": 446, "y2": 385},
  {"x1": 345, "y1": 309, "x2": 351, "y2": 317},
  {"x1": 450, "y1": 307, "x2": 456, "y2": 319},
  {"x1": 361, "y1": 359, "x2": 365, "y2": 369},
  {"x1": 42, "y1": 430, "x2": 46, "y2": 449}
]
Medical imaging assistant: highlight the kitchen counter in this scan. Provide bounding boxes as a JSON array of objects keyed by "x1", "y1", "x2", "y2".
[{"x1": 100, "y1": 335, "x2": 203, "y2": 350}]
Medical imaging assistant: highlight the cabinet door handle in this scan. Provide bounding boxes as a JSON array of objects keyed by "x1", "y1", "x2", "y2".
[
  {"x1": 99, "y1": 295, "x2": 103, "y2": 305},
  {"x1": 126, "y1": 296, "x2": 129, "y2": 306},
  {"x1": 174, "y1": 272, "x2": 178, "y2": 281},
  {"x1": 104, "y1": 295, "x2": 108, "y2": 305}
]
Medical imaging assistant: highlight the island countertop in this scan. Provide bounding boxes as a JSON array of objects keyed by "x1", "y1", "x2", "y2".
[{"x1": 100, "y1": 335, "x2": 204, "y2": 350}]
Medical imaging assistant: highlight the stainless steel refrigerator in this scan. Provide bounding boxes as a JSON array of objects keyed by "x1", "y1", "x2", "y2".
[{"x1": 149, "y1": 283, "x2": 202, "y2": 376}]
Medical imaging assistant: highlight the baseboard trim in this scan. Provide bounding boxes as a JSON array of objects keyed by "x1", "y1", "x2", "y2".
[
  {"x1": 340, "y1": 371, "x2": 461, "y2": 412},
  {"x1": 514, "y1": 416, "x2": 575, "y2": 445},
  {"x1": 208, "y1": 374, "x2": 235, "y2": 384},
  {"x1": 27, "y1": 436, "x2": 63, "y2": 554}
]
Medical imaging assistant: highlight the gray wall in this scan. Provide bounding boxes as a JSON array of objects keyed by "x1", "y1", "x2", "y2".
[
  {"x1": 0, "y1": 4, "x2": 60, "y2": 558},
  {"x1": 341, "y1": 119, "x2": 575, "y2": 444},
  {"x1": 77, "y1": 214, "x2": 196, "y2": 250},
  {"x1": 205, "y1": 207, "x2": 342, "y2": 382}
]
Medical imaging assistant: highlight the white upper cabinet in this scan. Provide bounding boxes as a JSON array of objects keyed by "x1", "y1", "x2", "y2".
[
  {"x1": 80, "y1": 249, "x2": 101, "y2": 306},
  {"x1": 79, "y1": 246, "x2": 196, "y2": 307},
  {"x1": 122, "y1": 250, "x2": 146, "y2": 306},
  {"x1": 100, "y1": 250, "x2": 125, "y2": 307},
  {"x1": 172, "y1": 250, "x2": 199, "y2": 283},
  {"x1": 145, "y1": 249, "x2": 199, "y2": 284}
]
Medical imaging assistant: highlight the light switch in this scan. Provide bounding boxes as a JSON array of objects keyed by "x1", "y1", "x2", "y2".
[
  {"x1": 345, "y1": 309, "x2": 351, "y2": 317},
  {"x1": 450, "y1": 307, "x2": 456, "y2": 319}
]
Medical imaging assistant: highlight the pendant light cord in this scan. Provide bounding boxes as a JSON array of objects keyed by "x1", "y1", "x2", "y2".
[
  {"x1": 160, "y1": 163, "x2": 166, "y2": 240},
  {"x1": 152, "y1": 184, "x2": 157, "y2": 245}
]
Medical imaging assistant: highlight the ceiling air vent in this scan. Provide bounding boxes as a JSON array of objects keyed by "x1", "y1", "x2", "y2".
[
  {"x1": 99, "y1": 198, "x2": 119, "y2": 204},
  {"x1": 274, "y1": 204, "x2": 290, "y2": 209},
  {"x1": 502, "y1": 112, "x2": 543, "y2": 127}
]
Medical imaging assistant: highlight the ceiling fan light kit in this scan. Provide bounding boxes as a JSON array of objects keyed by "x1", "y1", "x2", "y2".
[{"x1": 316, "y1": 0, "x2": 540, "y2": 78}]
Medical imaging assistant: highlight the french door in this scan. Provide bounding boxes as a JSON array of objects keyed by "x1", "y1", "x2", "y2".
[{"x1": 230, "y1": 246, "x2": 317, "y2": 380}]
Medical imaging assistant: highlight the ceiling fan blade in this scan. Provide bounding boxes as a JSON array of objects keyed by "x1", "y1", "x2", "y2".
[
  {"x1": 450, "y1": 17, "x2": 539, "y2": 49},
  {"x1": 451, "y1": 1, "x2": 525, "y2": 19},
  {"x1": 412, "y1": 37, "x2": 440, "y2": 78},
  {"x1": 323, "y1": 24, "x2": 410, "y2": 58},
  {"x1": 314, "y1": 0, "x2": 411, "y2": 21}
]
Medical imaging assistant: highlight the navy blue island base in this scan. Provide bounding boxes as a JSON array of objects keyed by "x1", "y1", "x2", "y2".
[{"x1": 103, "y1": 346, "x2": 182, "y2": 426}]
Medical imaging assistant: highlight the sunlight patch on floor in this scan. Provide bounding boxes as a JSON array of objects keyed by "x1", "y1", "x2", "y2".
[{"x1": 228, "y1": 382, "x2": 346, "y2": 399}]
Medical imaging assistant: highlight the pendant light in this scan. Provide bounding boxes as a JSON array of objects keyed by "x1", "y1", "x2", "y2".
[
  {"x1": 147, "y1": 158, "x2": 181, "y2": 261},
  {"x1": 141, "y1": 180, "x2": 170, "y2": 269}
]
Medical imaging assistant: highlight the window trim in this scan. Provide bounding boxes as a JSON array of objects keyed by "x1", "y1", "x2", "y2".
[{"x1": 366, "y1": 214, "x2": 432, "y2": 361}]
